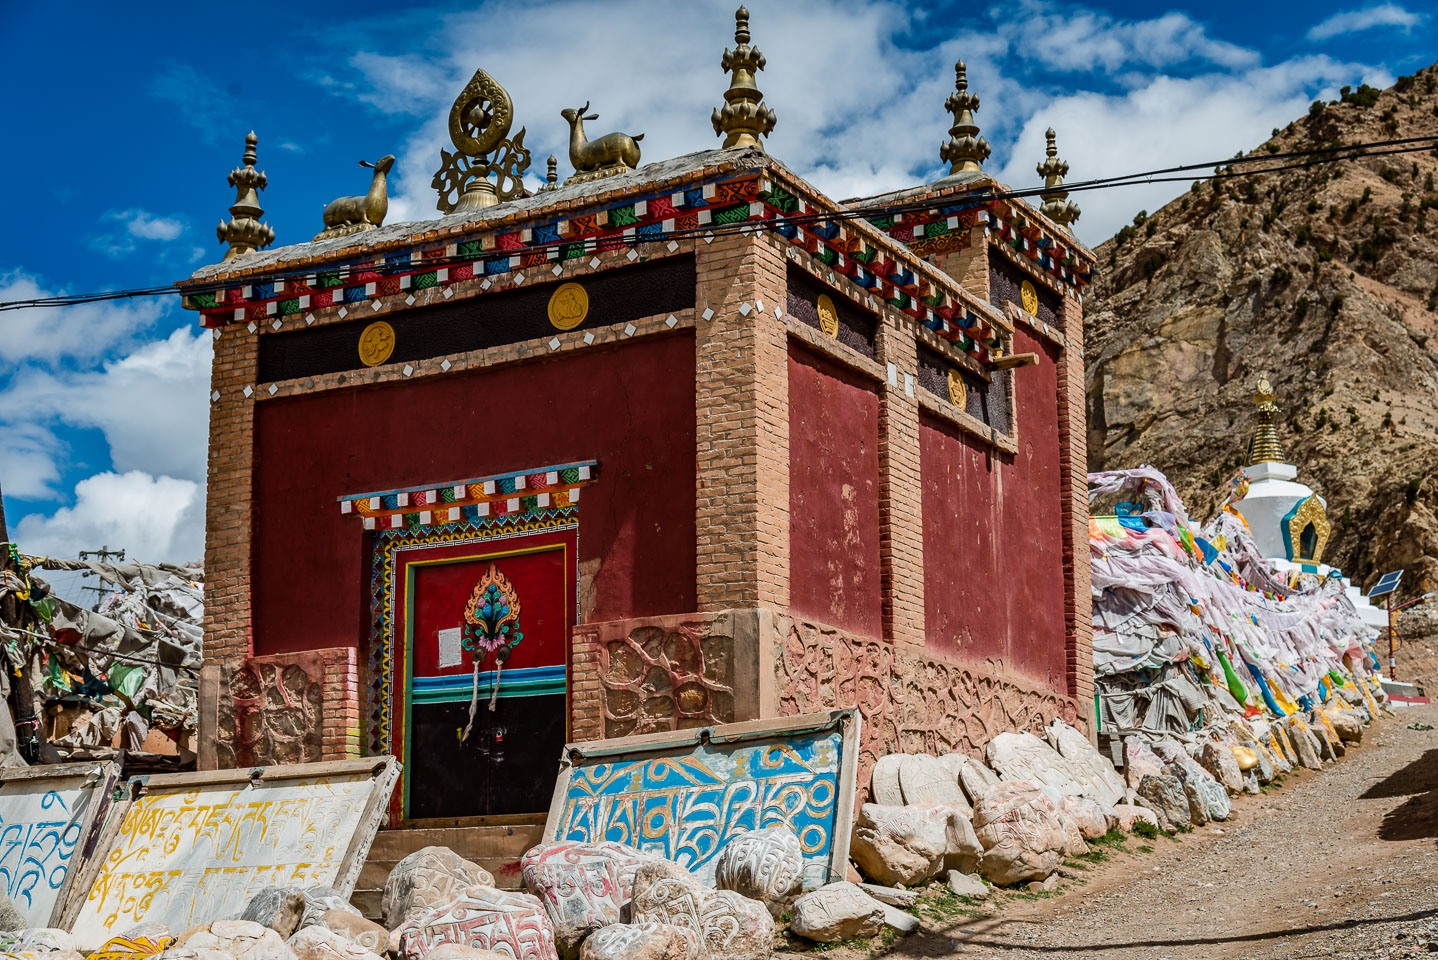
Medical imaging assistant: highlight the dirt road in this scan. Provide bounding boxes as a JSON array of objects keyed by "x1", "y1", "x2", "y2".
[{"x1": 821, "y1": 705, "x2": 1438, "y2": 960}]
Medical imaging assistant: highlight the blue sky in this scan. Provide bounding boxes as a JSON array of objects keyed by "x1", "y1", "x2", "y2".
[{"x1": 0, "y1": 0, "x2": 1432, "y2": 575}]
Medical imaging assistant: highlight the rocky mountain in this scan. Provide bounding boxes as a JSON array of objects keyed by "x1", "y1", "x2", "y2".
[{"x1": 1086, "y1": 63, "x2": 1438, "y2": 593}]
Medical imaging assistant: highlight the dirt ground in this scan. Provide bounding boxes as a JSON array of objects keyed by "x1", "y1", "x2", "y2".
[{"x1": 797, "y1": 704, "x2": 1438, "y2": 960}]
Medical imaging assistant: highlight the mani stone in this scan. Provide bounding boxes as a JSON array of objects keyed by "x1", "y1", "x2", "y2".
[
  {"x1": 869, "y1": 754, "x2": 905, "y2": 806},
  {"x1": 1163, "y1": 757, "x2": 1230, "y2": 822},
  {"x1": 787, "y1": 883, "x2": 885, "y2": 943},
  {"x1": 301, "y1": 888, "x2": 361, "y2": 928},
  {"x1": 521, "y1": 841, "x2": 679, "y2": 959},
  {"x1": 415, "y1": 947, "x2": 513, "y2": 960},
  {"x1": 181, "y1": 920, "x2": 297, "y2": 960},
  {"x1": 936, "y1": 754, "x2": 975, "y2": 817},
  {"x1": 1199, "y1": 742, "x2": 1245, "y2": 795},
  {"x1": 1241, "y1": 739, "x2": 1276, "y2": 784},
  {"x1": 1122, "y1": 739, "x2": 1167, "y2": 790},
  {"x1": 956, "y1": 756, "x2": 1001, "y2": 806},
  {"x1": 396, "y1": 886, "x2": 558, "y2": 960},
  {"x1": 287, "y1": 927, "x2": 382, "y2": 960},
  {"x1": 712, "y1": 827, "x2": 804, "y2": 918},
  {"x1": 0, "y1": 890, "x2": 23, "y2": 932},
  {"x1": 1109, "y1": 803, "x2": 1158, "y2": 832},
  {"x1": 856, "y1": 884, "x2": 918, "y2": 909},
  {"x1": 986, "y1": 732, "x2": 1084, "y2": 797},
  {"x1": 1325, "y1": 708, "x2": 1364, "y2": 743},
  {"x1": 382, "y1": 846, "x2": 496, "y2": 931},
  {"x1": 1283, "y1": 718, "x2": 1323, "y2": 770},
  {"x1": 578, "y1": 923, "x2": 699, "y2": 960},
  {"x1": 630, "y1": 862, "x2": 773, "y2": 960},
  {"x1": 849, "y1": 804, "x2": 947, "y2": 886},
  {"x1": 1136, "y1": 775, "x2": 1190, "y2": 832},
  {"x1": 0, "y1": 929, "x2": 77, "y2": 953},
  {"x1": 1060, "y1": 795, "x2": 1112, "y2": 840},
  {"x1": 970, "y1": 780, "x2": 1070, "y2": 886},
  {"x1": 317, "y1": 911, "x2": 386, "y2": 955},
  {"x1": 1045, "y1": 719, "x2": 1127, "y2": 809},
  {"x1": 898, "y1": 753, "x2": 969, "y2": 811}
]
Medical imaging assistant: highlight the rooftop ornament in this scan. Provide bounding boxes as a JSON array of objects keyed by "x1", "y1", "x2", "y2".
[
  {"x1": 939, "y1": 61, "x2": 990, "y2": 175},
  {"x1": 561, "y1": 101, "x2": 644, "y2": 184},
  {"x1": 1036, "y1": 129, "x2": 1081, "y2": 228},
  {"x1": 313, "y1": 155, "x2": 395, "y2": 241},
  {"x1": 1248, "y1": 376, "x2": 1285, "y2": 464},
  {"x1": 712, "y1": 6, "x2": 776, "y2": 149},
  {"x1": 216, "y1": 131, "x2": 275, "y2": 261},
  {"x1": 537, "y1": 155, "x2": 561, "y2": 193},
  {"x1": 432, "y1": 67, "x2": 532, "y2": 214}
]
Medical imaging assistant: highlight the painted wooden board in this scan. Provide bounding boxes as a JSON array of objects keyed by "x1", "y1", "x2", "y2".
[
  {"x1": 0, "y1": 762, "x2": 120, "y2": 927},
  {"x1": 61, "y1": 757, "x2": 399, "y2": 949},
  {"x1": 543, "y1": 711, "x2": 860, "y2": 889}
]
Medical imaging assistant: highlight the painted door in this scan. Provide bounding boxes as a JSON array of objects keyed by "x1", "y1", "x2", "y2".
[{"x1": 391, "y1": 526, "x2": 575, "y2": 821}]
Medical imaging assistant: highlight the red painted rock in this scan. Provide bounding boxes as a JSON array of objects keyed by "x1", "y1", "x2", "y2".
[
  {"x1": 396, "y1": 886, "x2": 558, "y2": 960},
  {"x1": 970, "y1": 781, "x2": 1069, "y2": 886},
  {"x1": 521, "y1": 841, "x2": 681, "y2": 960},
  {"x1": 630, "y1": 863, "x2": 772, "y2": 960}
]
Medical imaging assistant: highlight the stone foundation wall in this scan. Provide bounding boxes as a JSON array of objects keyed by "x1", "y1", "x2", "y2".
[{"x1": 214, "y1": 646, "x2": 360, "y2": 768}]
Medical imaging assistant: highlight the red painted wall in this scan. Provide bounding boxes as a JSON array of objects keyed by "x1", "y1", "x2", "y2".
[
  {"x1": 251, "y1": 333, "x2": 697, "y2": 655},
  {"x1": 787, "y1": 344, "x2": 883, "y2": 637},
  {"x1": 921, "y1": 327, "x2": 1066, "y2": 686}
]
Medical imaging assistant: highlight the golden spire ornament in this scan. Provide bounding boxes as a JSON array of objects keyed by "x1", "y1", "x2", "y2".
[
  {"x1": 1248, "y1": 376, "x2": 1285, "y2": 464},
  {"x1": 216, "y1": 131, "x2": 275, "y2": 261},
  {"x1": 537, "y1": 155, "x2": 560, "y2": 193},
  {"x1": 939, "y1": 61, "x2": 990, "y2": 175},
  {"x1": 712, "y1": 6, "x2": 777, "y2": 149},
  {"x1": 1036, "y1": 128, "x2": 1080, "y2": 227},
  {"x1": 432, "y1": 67, "x2": 532, "y2": 214}
]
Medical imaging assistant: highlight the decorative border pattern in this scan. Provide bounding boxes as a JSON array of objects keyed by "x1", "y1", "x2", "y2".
[
  {"x1": 340, "y1": 461, "x2": 596, "y2": 531},
  {"x1": 367, "y1": 507, "x2": 580, "y2": 756}
]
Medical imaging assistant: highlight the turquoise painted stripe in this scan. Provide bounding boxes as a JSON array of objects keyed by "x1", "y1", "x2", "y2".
[{"x1": 412, "y1": 666, "x2": 566, "y2": 703}]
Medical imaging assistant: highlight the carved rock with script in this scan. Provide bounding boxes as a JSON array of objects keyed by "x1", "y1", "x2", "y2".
[
  {"x1": 396, "y1": 886, "x2": 559, "y2": 960},
  {"x1": 986, "y1": 732, "x2": 1084, "y2": 797},
  {"x1": 1136, "y1": 774, "x2": 1190, "y2": 832},
  {"x1": 1109, "y1": 803, "x2": 1158, "y2": 832},
  {"x1": 1323, "y1": 707, "x2": 1364, "y2": 743},
  {"x1": 970, "y1": 780, "x2": 1069, "y2": 885},
  {"x1": 1044, "y1": 719, "x2": 1127, "y2": 808},
  {"x1": 787, "y1": 883, "x2": 885, "y2": 943},
  {"x1": 1121, "y1": 738, "x2": 1167, "y2": 789},
  {"x1": 316, "y1": 912, "x2": 386, "y2": 955},
  {"x1": 0, "y1": 929, "x2": 76, "y2": 953},
  {"x1": 1059, "y1": 795, "x2": 1111, "y2": 840},
  {"x1": 848, "y1": 804, "x2": 948, "y2": 886},
  {"x1": 712, "y1": 827, "x2": 804, "y2": 918},
  {"x1": 302, "y1": 888, "x2": 362, "y2": 928},
  {"x1": 287, "y1": 927, "x2": 382, "y2": 960},
  {"x1": 630, "y1": 862, "x2": 773, "y2": 960},
  {"x1": 178, "y1": 920, "x2": 298, "y2": 960},
  {"x1": 383, "y1": 846, "x2": 496, "y2": 930},
  {"x1": 956, "y1": 756, "x2": 1001, "y2": 805},
  {"x1": 577, "y1": 923, "x2": 699, "y2": 960},
  {"x1": 521, "y1": 841, "x2": 679, "y2": 959},
  {"x1": 241, "y1": 888, "x2": 308, "y2": 938}
]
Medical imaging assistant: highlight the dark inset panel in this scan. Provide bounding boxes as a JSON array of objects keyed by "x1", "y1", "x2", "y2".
[
  {"x1": 917, "y1": 344, "x2": 1012, "y2": 435},
  {"x1": 785, "y1": 265, "x2": 878, "y2": 358},
  {"x1": 989, "y1": 255, "x2": 1061, "y2": 331},
  {"x1": 258, "y1": 256, "x2": 696, "y2": 383},
  {"x1": 408, "y1": 693, "x2": 566, "y2": 819}
]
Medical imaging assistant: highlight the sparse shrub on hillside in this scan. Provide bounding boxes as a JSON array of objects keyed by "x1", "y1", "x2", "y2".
[{"x1": 1341, "y1": 84, "x2": 1381, "y2": 108}]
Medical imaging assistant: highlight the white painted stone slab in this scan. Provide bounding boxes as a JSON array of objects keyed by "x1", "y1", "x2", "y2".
[
  {"x1": 869, "y1": 755, "x2": 904, "y2": 807},
  {"x1": 897, "y1": 754, "x2": 969, "y2": 812}
]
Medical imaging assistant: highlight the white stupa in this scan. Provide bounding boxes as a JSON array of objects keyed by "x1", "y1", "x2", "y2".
[{"x1": 1230, "y1": 377, "x2": 1386, "y2": 634}]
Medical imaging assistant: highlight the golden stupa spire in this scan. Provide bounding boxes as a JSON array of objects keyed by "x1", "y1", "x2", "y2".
[
  {"x1": 712, "y1": 6, "x2": 777, "y2": 149},
  {"x1": 1036, "y1": 128, "x2": 1081, "y2": 227},
  {"x1": 217, "y1": 131, "x2": 275, "y2": 261},
  {"x1": 1248, "y1": 376, "x2": 1285, "y2": 464},
  {"x1": 939, "y1": 61, "x2": 990, "y2": 174}
]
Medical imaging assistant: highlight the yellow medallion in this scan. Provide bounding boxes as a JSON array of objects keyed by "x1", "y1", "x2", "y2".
[
  {"x1": 816, "y1": 294, "x2": 839, "y2": 338},
  {"x1": 548, "y1": 282, "x2": 589, "y2": 331},
  {"x1": 1020, "y1": 279, "x2": 1039, "y2": 316},
  {"x1": 357, "y1": 321, "x2": 396, "y2": 367},
  {"x1": 947, "y1": 368, "x2": 967, "y2": 408}
]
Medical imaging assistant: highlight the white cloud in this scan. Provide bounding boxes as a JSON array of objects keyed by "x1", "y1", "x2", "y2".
[
  {"x1": 12, "y1": 471, "x2": 204, "y2": 566},
  {"x1": 997, "y1": 6, "x2": 1259, "y2": 74},
  {"x1": 0, "y1": 423, "x2": 63, "y2": 501},
  {"x1": 109, "y1": 209, "x2": 185, "y2": 241},
  {"x1": 0, "y1": 327, "x2": 212, "y2": 483},
  {"x1": 995, "y1": 57, "x2": 1393, "y2": 245},
  {"x1": 1308, "y1": 3, "x2": 1422, "y2": 41},
  {"x1": 0, "y1": 269, "x2": 164, "y2": 366}
]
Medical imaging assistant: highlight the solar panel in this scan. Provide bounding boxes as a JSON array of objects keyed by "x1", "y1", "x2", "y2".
[{"x1": 1368, "y1": 570, "x2": 1404, "y2": 598}]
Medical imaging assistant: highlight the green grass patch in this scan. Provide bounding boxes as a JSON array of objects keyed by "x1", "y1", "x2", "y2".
[
  {"x1": 1131, "y1": 820, "x2": 1161, "y2": 839},
  {"x1": 1137, "y1": 844, "x2": 1154, "y2": 853},
  {"x1": 1089, "y1": 827, "x2": 1130, "y2": 848},
  {"x1": 914, "y1": 887, "x2": 987, "y2": 923}
]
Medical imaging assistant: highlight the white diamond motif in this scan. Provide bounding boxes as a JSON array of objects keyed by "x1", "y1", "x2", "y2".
[
  {"x1": 403, "y1": 364, "x2": 414, "y2": 377},
  {"x1": 440, "y1": 359, "x2": 452, "y2": 372},
  {"x1": 548, "y1": 337, "x2": 561, "y2": 350},
  {"x1": 583, "y1": 332, "x2": 595, "y2": 344},
  {"x1": 267, "y1": 383, "x2": 278, "y2": 396},
  {"x1": 624, "y1": 323, "x2": 637, "y2": 336},
  {"x1": 589, "y1": 257, "x2": 601, "y2": 269}
]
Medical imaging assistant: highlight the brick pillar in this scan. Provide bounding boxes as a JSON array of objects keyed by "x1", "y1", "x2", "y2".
[
  {"x1": 200, "y1": 325, "x2": 258, "y2": 768},
  {"x1": 932, "y1": 227, "x2": 990, "y2": 300},
  {"x1": 569, "y1": 625, "x2": 604, "y2": 742},
  {"x1": 320, "y1": 647, "x2": 361, "y2": 759},
  {"x1": 693, "y1": 231, "x2": 790, "y2": 611},
  {"x1": 875, "y1": 318, "x2": 925, "y2": 649},
  {"x1": 1058, "y1": 293, "x2": 1094, "y2": 719}
]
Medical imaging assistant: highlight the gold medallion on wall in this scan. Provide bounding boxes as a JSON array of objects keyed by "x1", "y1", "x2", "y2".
[
  {"x1": 357, "y1": 321, "x2": 396, "y2": 367},
  {"x1": 947, "y1": 368, "x2": 967, "y2": 408},
  {"x1": 548, "y1": 282, "x2": 589, "y2": 330},
  {"x1": 816, "y1": 294, "x2": 839, "y2": 338},
  {"x1": 1020, "y1": 279, "x2": 1039, "y2": 316}
]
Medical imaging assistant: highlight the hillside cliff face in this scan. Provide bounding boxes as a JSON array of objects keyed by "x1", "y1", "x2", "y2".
[{"x1": 1086, "y1": 64, "x2": 1438, "y2": 591}]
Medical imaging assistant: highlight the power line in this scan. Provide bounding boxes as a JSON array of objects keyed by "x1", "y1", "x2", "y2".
[{"x1": 3, "y1": 133, "x2": 1436, "y2": 314}]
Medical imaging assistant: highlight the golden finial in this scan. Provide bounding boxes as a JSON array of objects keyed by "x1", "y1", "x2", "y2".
[
  {"x1": 939, "y1": 61, "x2": 990, "y2": 175},
  {"x1": 432, "y1": 67, "x2": 531, "y2": 213},
  {"x1": 1036, "y1": 128, "x2": 1080, "y2": 227},
  {"x1": 217, "y1": 131, "x2": 275, "y2": 261},
  {"x1": 1248, "y1": 375, "x2": 1285, "y2": 463},
  {"x1": 537, "y1": 155, "x2": 560, "y2": 193},
  {"x1": 712, "y1": 6, "x2": 777, "y2": 149}
]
